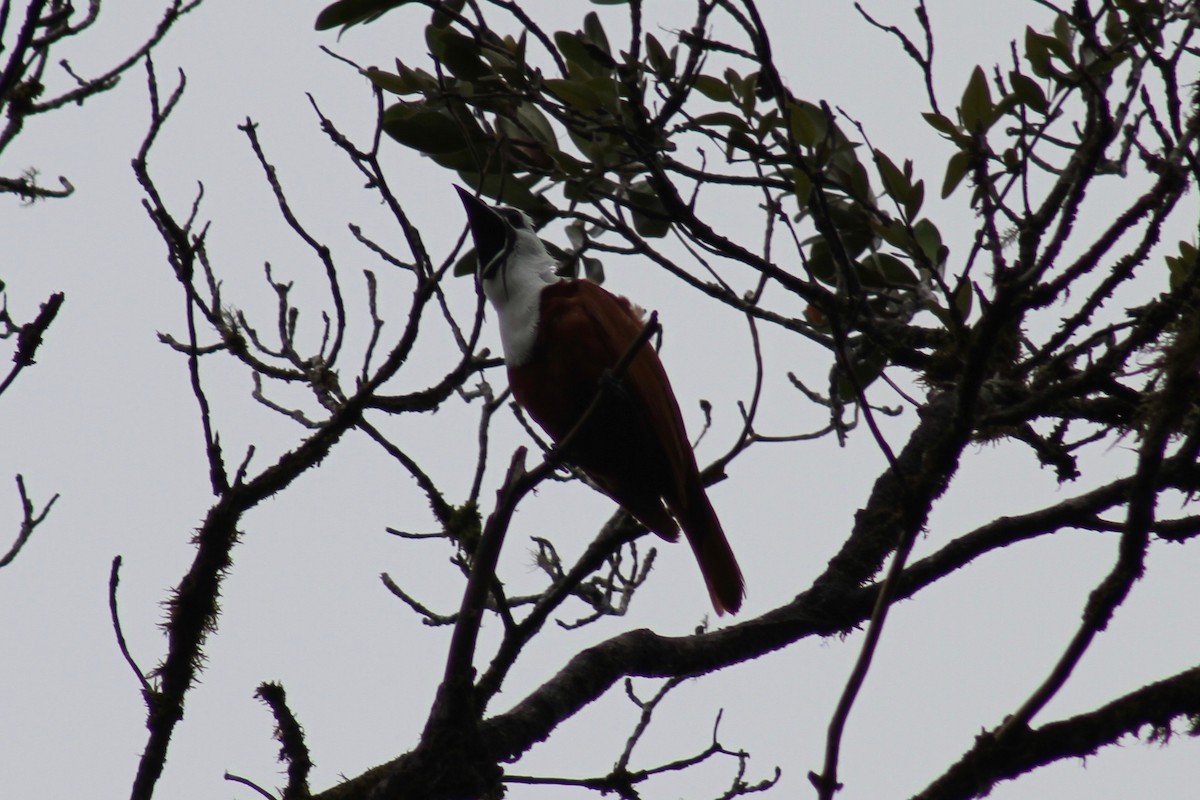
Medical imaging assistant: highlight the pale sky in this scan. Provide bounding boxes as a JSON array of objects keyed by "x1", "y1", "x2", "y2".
[{"x1": 2, "y1": 2, "x2": 1198, "y2": 799}]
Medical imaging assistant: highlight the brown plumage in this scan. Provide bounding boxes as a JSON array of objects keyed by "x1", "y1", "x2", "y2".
[{"x1": 507, "y1": 280, "x2": 745, "y2": 614}]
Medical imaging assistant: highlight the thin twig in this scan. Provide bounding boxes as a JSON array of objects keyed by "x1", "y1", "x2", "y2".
[
  {"x1": 108, "y1": 556, "x2": 154, "y2": 696},
  {"x1": 0, "y1": 474, "x2": 57, "y2": 568}
]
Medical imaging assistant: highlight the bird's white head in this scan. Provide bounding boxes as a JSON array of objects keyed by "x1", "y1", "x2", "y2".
[{"x1": 456, "y1": 186, "x2": 560, "y2": 365}]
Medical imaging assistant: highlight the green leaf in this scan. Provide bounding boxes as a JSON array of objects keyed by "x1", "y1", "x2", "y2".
[
  {"x1": 756, "y1": 108, "x2": 781, "y2": 138},
  {"x1": 1025, "y1": 26, "x2": 1072, "y2": 78},
  {"x1": 1024, "y1": 27, "x2": 1052, "y2": 78},
  {"x1": 548, "y1": 150, "x2": 592, "y2": 179},
  {"x1": 941, "y1": 150, "x2": 971, "y2": 199},
  {"x1": 544, "y1": 78, "x2": 604, "y2": 113},
  {"x1": 453, "y1": 248, "x2": 479, "y2": 277},
  {"x1": 477, "y1": 34, "x2": 525, "y2": 83},
  {"x1": 792, "y1": 169, "x2": 813, "y2": 208},
  {"x1": 859, "y1": 253, "x2": 918, "y2": 289},
  {"x1": 382, "y1": 104, "x2": 469, "y2": 154},
  {"x1": 921, "y1": 112, "x2": 962, "y2": 141},
  {"x1": 723, "y1": 67, "x2": 753, "y2": 113},
  {"x1": 315, "y1": 0, "x2": 409, "y2": 31},
  {"x1": 926, "y1": 299, "x2": 952, "y2": 329},
  {"x1": 876, "y1": 150, "x2": 922, "y2": 217},
  {"x1": 554, "y1": 31, "x2": 602, "y2": 78},
  {"x1": 841, "y1": 158, "x2": 873, "y2": 205},
  {"x1": 1167, "y1": 241, "x2": 1198, "y2": 291},
  {"x1": 873, "y1": 218, "x2": 911, "y2": 251},
  {"x1": 1103, "y1": 8, "x2": 1124, "y2": 45},
  {"x1": 691, "y1": 111, "x2": 749, "y2": 131},
  {"x1": 645, "y1": 33, "x2": 674, "y2": 78},
  {"x1": 1115, "y1": 0, "x2": 1164, "y2": 46},
  {"x1": 960, "y1": 65, "x2": 993, "y2": 132},
  {"x1": 991, "y1": 92, "x2": 1020, "y2": 125},
  {"x1": 954, "y1": 278, "x2": 974, "y2": 320},
  {"x1": 628, "y1": 181, "x2": 671, "y2": 238},
  {"x1": 1044, "y1": 24, "x2": 1073, "y2": 61},
  {"x1": 905, "y1": 180, "x2": 925, "y2": 219},
  {"x1": 562, "y1": 173, "x2": 617, "y2": 201},
  {"x1": 1083, "y1": 48, "x2": 1129, "y2": 80},
  {"x1": 364, "y1": 63, "x2": 437, "y2": 96},
  {"x1": 826, "y1": 201, "x2": 875, "y2": 260},
  {"x1": 1009, "y1": 71, "x2": 1049, "y2": 114},
  {"x1": 738, "y1": 71, "x2": 759, "y2": 114},
  {"x1": 834, "y1": 342, "x2": 888, "y2": 400},
  {"x1": 725, "y1": 128, "x2": 757, "y2": 158},
  {"x1": 426, "y1": 25, "x2": 491, "y2": 82},
  {"x1": 694, "y1": 74, "x2": 734, "y2": 102},
  {"x1": 427, "y1": 148, "x2": 481, "y2": 174},
  {"x1": 1052, "y1": 13, "x2": 1074, "y2": 52},
  {"x1": 582, "y1": 11, "x2": 611, "y2": 56},
  {"x1": 429, "y1": 0, "x2": 465, "y2": 28},
  {"x1": 926, "y1": 282, "x2": 972, "y2": 329},
  {"x1": 564, "y1": 221, "x2": 586, "y2": 250},
  {"x1": 496, "y1": 115, "x2": 554, "y2": 170},
  {"x1": 913, "y1": 219, "x2": 944, "y2": 266},
  {"x1": 363, "y1": 67, "x2": 413, "y2": 95},
  {"x1": 789, "y1": 100, "x2": 827, "y2": 147},
  {"x1": 875, "y1": 151, "x2": 905, "y2": 196},
  {"x1": 805, "y1": 237, "x2": 836, "y2": 285},
  {"x1": 512, "y1": 102, "x2": 556, "y2": 149},
  {"x1": 582, "y1": 256, "x2": 605, "y2": 283},
  {"x1": 566, "y1": 127, "x2": 628, "y2": 167}
]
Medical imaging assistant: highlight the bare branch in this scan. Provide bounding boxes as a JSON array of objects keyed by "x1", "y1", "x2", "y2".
[
  {"x1": 255, "y1": 682, "x2": 313, "y2": 800},
  {"x1": 913, "y1": 664, "x2": 1200, "y2": 800},
  {"x1": 0, "y1": 474, "x2": 57, "y2": 568}
]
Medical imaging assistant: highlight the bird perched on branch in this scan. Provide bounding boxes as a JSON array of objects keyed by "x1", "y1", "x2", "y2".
[{"x1": 456, "y1": 187, "x2": 744, "y2": 614}]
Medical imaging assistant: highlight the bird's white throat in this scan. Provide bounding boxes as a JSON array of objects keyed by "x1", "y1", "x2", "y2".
[{"x1": 481, "y1": 226, "x2": 560, "y2": 367}]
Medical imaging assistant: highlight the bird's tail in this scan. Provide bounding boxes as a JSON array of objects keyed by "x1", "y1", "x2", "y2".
[{"x1": 677, "y1": 486, "x2": 745, "y2": 615}]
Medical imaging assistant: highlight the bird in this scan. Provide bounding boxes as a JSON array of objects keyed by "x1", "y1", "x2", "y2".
[{"x1": 455, "y1": 186, "x2": 745, "y2": 614}]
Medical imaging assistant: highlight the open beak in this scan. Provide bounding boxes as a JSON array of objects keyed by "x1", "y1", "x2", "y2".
[{"x1": 455, "y1": 186, "x2": 510, "y2": 280}]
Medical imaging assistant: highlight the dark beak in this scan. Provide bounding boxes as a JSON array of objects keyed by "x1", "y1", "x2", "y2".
[{"x1": 455, "y1": 186, "x2": 510, "y2": 279}]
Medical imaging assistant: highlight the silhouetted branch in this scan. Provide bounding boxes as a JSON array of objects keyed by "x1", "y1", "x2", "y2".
[
  {"x1": 0, "y1": 474, "x2": 57, "y2": 568},
  {"x1": 0, "y1": 291, "x2": 62, "y2": 397},
  {"x1": 0, "y1": 0, "x2": 205, "y2": 197},
  {"x1": 256, "y1": 682, "x2": 313, "y2": 800},
  {"x1": 913, "y1": 664, "x2": 1200, "y2": 800},
  {"x1": 108, "y1": 556, "x2": 153, "y2": 697}
]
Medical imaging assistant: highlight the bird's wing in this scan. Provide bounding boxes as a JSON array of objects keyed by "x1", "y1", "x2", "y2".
[
  {"x1": 569, "y1": 280, "x2": 696, "y2": 504},
  {"x1": 570, "y1": 281, "x2": 744, "y2": 614}
]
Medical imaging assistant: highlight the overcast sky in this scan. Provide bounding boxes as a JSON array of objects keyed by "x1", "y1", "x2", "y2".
[{"x1": 2, "y1": 2, "x2": 1198, "y2": 799}]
